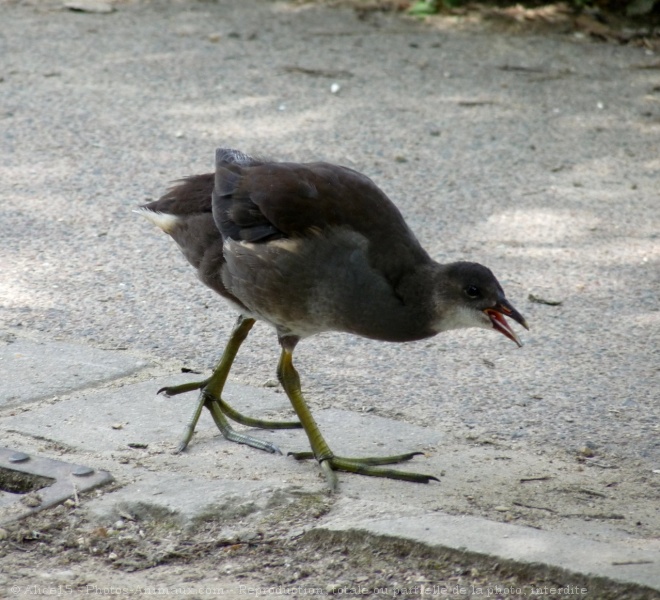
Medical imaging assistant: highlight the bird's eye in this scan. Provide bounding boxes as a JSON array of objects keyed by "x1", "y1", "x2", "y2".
[{"x1": 465, "y1": 285, "x2": 481, "y2": 299}]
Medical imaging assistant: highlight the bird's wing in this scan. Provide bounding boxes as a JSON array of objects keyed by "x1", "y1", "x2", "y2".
[{"x1": 212, "y1": 151, "x2": 430, "y2": 283}]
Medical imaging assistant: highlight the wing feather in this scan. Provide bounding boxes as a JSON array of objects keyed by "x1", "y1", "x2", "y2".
[{"x1": 211, "y1": 152, "x2": 430, "y2": 286}]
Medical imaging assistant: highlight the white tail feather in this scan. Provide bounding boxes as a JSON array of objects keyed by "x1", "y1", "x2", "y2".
[{"x1": 133, "y1": 207, "x2": 179, "y2": 234}]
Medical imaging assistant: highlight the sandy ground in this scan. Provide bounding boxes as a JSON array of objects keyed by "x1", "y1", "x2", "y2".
[{"x1": 0, "y1": 0, "x2": 659, "y2": 597}]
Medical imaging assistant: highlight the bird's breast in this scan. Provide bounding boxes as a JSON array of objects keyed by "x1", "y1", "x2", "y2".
[{"x1": 219, "y1": 229, "x2": 434, "y2": 342}]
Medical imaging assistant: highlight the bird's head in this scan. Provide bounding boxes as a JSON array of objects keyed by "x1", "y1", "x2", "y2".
[{"x1": 433, "y1": 261, "x2": 529, "y2": 346}]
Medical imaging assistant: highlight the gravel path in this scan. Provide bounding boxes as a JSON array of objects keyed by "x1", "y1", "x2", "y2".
[{"x1": 1, "y1": 0, "x2": 658, "y2": 595}]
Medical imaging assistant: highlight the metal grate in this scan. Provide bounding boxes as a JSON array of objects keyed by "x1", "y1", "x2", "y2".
[{"x1": 0, "y1": 447, "x2": 112, "y2": 525}]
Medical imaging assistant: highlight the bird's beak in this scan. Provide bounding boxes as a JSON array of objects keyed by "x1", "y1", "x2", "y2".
[{"x1": 484, "y1": 299, "x2": 529, "y2": 348}]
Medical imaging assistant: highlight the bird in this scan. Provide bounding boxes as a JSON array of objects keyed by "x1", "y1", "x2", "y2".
[{"x1": 137, "y1": 147, "x2": 528, "y2": 490}]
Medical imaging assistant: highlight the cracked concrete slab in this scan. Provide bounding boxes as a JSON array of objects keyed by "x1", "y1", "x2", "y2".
[
  {"x1": 84, "y1": 471, "x2": 311, "y2": 530},
  {"x1": 0, "y1": 374, "x2": 442, "y2": 457},
  {"x1": 0, "y1": 339, "x2": 149, "y2": 409},
  {"x1": 0, "y1": 376, "x2": 285, "y2": 453}
]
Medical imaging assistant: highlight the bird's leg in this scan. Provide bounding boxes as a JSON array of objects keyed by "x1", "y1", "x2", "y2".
[
  {"x1": 173, "y1": 314, "x2": 261, "y2": 453},
  {"x1": 168, "y1": 315, "x2": 299, "y2": 454},
  {"x1": 277, "y1": 336, "x2": 439, "y2": 491}
]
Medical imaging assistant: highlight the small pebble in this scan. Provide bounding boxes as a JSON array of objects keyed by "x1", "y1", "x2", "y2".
[
  {"x1": 127, "y1": 442, "x2": 148, "y2": 449},
  {"x1": 22, "y1": 495, "x2": 42, "y2": 508},
  {"x1": 494, "y1": 505, "x2": 510, "y2": 512},
  {"x1": 111, "y1": 423, "x2": 123, "y2": 430},
  {"x1": 238, "y1": 531, "x2": 259, "y2": 542},
  {"x1": 528, "y1": 293, "x2": 562, "y2": 306},
  {"x1": 64, "y1": 0, "x2": 115, "y2": 13},
  {"x1": 330, "y1": 83, "x2": 341, "y2": 94}
]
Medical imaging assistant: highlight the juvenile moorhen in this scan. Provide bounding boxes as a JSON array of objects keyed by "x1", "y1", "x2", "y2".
[{"x1": 138, "y1": 148, "x2": 528, "y2": 489}]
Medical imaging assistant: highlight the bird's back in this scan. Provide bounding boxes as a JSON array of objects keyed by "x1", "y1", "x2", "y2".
[{"x1": 139, "y1": 149, "x2": 437, "y2": 339}]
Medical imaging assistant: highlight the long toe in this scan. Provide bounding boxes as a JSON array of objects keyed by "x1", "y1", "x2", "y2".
[
  {"x1": 333, "y1": 451, "x2": 424, "y2": 466},
  {"x1": 206, "y1": 397, "x2": 283, "y2": 454},
  {"x1": 290, "y1": 451, "x2": 423, "y2": 466},
  {"x1": 218, "y1": 399, "x2": 301, "y2": 430},
  {"x1": 158, "y1": 378, "x2": 210, "y2": 397},
  {"x1": 326, "y1": 457, "x2": 439, "y2": 484}
]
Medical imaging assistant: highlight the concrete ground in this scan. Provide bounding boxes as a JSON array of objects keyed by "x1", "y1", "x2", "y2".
[{"x1": 1, "y1": 0, "x2": 658, "y2": 597}]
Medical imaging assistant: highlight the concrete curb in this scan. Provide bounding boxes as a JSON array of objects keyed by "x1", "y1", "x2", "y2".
[{"x1": 320, "y1": 514, "x2": 659, "y2": 592}]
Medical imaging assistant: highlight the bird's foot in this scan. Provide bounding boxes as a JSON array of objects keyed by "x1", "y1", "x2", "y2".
[
  {"x1": 218, "y1": 398, "x2": 301, "y2": 430},
  {"x1": 176, "y1": 394, "x2": 284, "y2": 455},
  {"x1": 161, "y1": 375, "x2": 300, "y2": 454},
  {"x1": 289, "y1": 451, "x2": 438, "y2": 490},
  {"x1": 160, "y1": 379, "x2": 301, "y2": 430},
  {"x1": 208, "y1": 400, "x2": 283, "y2": 455}
]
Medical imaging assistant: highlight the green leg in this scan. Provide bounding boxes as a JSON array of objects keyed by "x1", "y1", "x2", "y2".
[
  {"x1": 277, "y1": 336, "x2": 439, "y2": 491},
  {"x1": 163, "y1": 315, "x2": 299, "y2": 454}
]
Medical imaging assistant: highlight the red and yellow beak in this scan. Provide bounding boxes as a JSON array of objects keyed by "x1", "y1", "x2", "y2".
[{"x1": 484, "y1": 300, "x2": 529, "y2": 347}]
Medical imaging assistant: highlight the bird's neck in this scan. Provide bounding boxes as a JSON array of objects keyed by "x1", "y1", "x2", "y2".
[{"x1": 352, "y1": 262, "x2": 444, "y2": 343}]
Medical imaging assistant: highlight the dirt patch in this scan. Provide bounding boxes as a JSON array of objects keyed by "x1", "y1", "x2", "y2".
[
  {"x1": 0, "y1": 504, "x2": 655, "y2": 599},
  {"x1": 314, "y1": 0, "x2": 660, "y2": 48}
]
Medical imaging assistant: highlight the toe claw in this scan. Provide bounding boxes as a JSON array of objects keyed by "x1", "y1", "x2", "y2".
[
  {"x1": 288, "y1": 451, "x2": 315, "y2": 461},
  {"x1": 267, "y1": 443, "x2": 283, "y2": 455}
]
